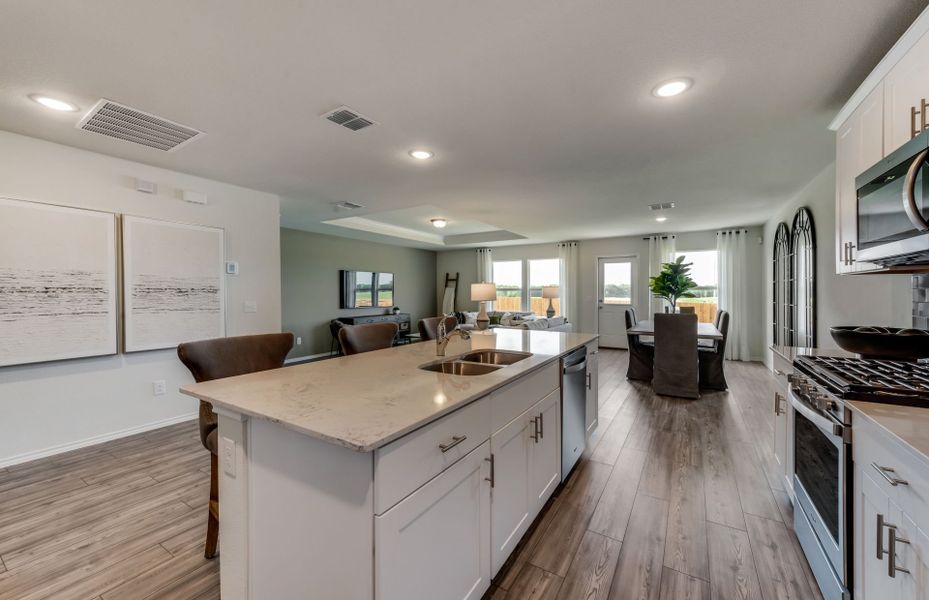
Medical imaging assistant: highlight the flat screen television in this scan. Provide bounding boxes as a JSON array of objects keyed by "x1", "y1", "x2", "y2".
[{"x1": 340, "y1": 270, "x2": 395, "y2": 309}]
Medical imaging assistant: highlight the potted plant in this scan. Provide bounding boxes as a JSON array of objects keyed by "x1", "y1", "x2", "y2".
[{"x1": 649, "y1": 256, "x2": 698, "y2": 311}]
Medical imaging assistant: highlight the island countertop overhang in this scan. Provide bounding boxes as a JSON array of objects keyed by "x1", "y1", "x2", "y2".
[{"x1": 180, "y1": 329, "x2": 599, "y2": 453}]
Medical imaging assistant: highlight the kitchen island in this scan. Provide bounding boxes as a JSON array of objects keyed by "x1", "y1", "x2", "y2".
[{"x1": 181, "y1": 329, "x2": 599, "y2": 600}]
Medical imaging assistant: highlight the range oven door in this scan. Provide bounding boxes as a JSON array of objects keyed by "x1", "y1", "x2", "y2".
[
  {"x1": 789, "y1": 390, "x2": 850, "y2": 600},
  {"x1": 856, "y1": 131, "x2": 929, "y2": 266}
]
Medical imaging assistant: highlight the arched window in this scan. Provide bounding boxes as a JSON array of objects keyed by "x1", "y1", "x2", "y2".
[
  {"x1": 789, "y1": 208, "x2": 816, "y2": 347},
  {"x1": 772, "y1": 222, "x2": 790, "y2": 346}
]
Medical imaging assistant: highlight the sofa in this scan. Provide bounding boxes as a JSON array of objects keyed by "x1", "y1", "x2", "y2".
[{"x1": 457, "y1": 311, "x2": 573, "y2": 333}]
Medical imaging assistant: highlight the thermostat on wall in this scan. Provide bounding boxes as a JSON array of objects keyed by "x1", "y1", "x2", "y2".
[
  {"x1": 225, "y1": 261, "x2": 239, "y2": 275},
  {"x1": 183, "y1": 190, "x2": 208, "y2": 205}
]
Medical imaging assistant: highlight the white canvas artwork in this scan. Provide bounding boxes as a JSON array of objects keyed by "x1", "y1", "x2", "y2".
[
  {"x1": 123, "y1": 216, "x2": 225, "y2": 352},
  {"x1": 0, "y1": 198, "x2": 118, "y2": 367}
]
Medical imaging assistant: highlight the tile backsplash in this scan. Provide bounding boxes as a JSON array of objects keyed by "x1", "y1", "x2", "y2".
[{"x1": 914, "y1": 275, "x2": 929, "y2": 330}]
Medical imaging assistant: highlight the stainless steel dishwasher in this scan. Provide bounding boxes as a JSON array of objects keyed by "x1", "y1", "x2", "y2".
[{"x1": 561, "y1": 347, "x2": 587, "y2": 482}]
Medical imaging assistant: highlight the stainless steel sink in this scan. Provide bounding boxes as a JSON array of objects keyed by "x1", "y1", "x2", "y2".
[
  {"x1": 419, "y1": 361, "x2": 503, "y2": 376},
  {"x1": 457, "y1": 350, "x2": 533, "y2": 366}
]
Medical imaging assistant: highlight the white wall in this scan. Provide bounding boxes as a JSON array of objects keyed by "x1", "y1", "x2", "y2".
[
  {"x1": 762, "y1": 162, "x2": 912, "y2": 368},
  {"x1": 436, "y1": 226, "x2": 767, "y2": 360},
  {"x1": 0, "y1": 131, "x2": 282, "y2": 466}
]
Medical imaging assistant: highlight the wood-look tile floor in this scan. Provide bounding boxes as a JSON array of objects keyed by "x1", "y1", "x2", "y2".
[{"x1": 0, "y1": 350, "x2": 822, "y2": 600}]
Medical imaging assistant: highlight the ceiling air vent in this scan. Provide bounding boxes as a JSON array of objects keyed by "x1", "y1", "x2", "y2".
[
  {"x1": 333, "y1": 201, "x2": 365, "y2": 211},
  {"x1": 76, "y1": 99, "x2": 204, "y2": 152},
  {"x1": 321, "y1": 105, "x2": 377, "y2": 132}
]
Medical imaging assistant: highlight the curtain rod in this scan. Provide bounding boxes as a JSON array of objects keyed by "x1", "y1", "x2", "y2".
[
  {"x1": 641, "y1": 234, "x2": 676, "y2": 240},
  {"x1": 716, "y1": 229, "x2": 748, "y2": 235}
]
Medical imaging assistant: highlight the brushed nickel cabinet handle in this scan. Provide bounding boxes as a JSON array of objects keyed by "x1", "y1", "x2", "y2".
[
  {"x1": 888, "y1": 526, "x2": 911, "y2": 578},
  {"x1": 439, "y1": 435, "x2": 467, "y2": 453},
  {"x1": 877, "y1": 513, "x2": 889, "y2": 560},
  {"x1": 774, "y1": 369, "x2": 786, "y2": 377},
  {"x1": 538, "y1": 412, "x2": 544, "y2": 439},
  {"x1": 872, "y1": 462, "x2": 909, "y2": 487},
  {"x1": 586, "y1": 372, "x2": 592, "y2": 390},
  {"x1": 529, "y1": 417, "x2": 539, "y2": 442},
  {"x1": 848, "y1": 242, "x2": 856, "y2": 263},
  {"x1": 485, "y1": 454, "x2": 495, "y2": 488}
]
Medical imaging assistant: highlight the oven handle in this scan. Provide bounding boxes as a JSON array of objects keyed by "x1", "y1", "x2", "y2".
[
  {"x1": 903, "y1": 148, "x2": 929, "y2": 232},
  {"x1": 788, "y1": 390, "x2": 847, "y2": 442}
]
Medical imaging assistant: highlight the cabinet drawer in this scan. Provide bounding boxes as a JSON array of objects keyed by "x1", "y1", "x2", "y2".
[
  {"x1": 855, "y1": 418, "x2": 929, "y2": 532},
  {"x1": 375, "y1": 397, "x2": 490, "y2": 514},
  {"x1": 491, "y1": 362, "x2": 560, "y2": 433},
  {"x1": 771, "y1": 352, "x2": 792, "y2": 392}
]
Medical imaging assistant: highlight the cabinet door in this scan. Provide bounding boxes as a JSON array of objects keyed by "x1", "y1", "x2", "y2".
[
  {"x1": 490, "y1": 411, "x2": 531, "y2": 576},
  {"x1": 855, "y1": 465, "x2": 898, "y2": 599},
  {"x1": 897, "y1": 510, "x2": 929, "y2": 600},
  {"x1": 884, "y1": 30, "x2": 929, "y2": 155},
  {"x1": 375, "y1": 441, "x2": 491, "y2": 600},
  {"x1": 529, "y1": 389, "x2": 561, "y2": 515},
  {"x1": 585, "y1": 347, "x2": 599, "y2": 437},
  {"x1": 836, "y1": 82, "x2": 883, "y2": 274},
  {"x1": 772, "y1": 391, "x2": 789, "y2": 487}
]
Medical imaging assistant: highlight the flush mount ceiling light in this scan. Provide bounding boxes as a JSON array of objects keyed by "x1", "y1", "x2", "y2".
[
  {"x1": 652, "y1": 78, "x2": 692, "y2": 98},
  {"x1": 409, "y1": 149, "x2": 434, "y2": 160},
  {"x1": 29, "y1": 94, "x2": 78, "y2": 112},
  {"x1": 655, "y1": 216, "x2": 668, "y2": 222},
  {"x1": 430, "y1": 218, "x2": 448, "y2": 229}
]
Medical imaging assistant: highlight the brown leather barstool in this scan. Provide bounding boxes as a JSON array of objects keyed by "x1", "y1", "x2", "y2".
[
  {"x1": 418, "y1": 316, "x2": 458, "y2": 341},
  {"x1": 338, "y1": 322, "x2": 399, "y2": 355},
  {"x1": 177, "y1": 332, "x2": 294, "y2": 558}
]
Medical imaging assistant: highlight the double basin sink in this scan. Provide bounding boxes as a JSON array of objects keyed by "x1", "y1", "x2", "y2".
[{"x1": 419, "y1": 350, "x2": 532, "y2": 376}]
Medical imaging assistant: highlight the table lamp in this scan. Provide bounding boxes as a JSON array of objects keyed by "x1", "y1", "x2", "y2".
[
  {"x1": 542, "y1": 286, "x2": 559, "y2": 318},
  {"x1": 471, "y1": 282, "x2": 496, "y2": 331}
]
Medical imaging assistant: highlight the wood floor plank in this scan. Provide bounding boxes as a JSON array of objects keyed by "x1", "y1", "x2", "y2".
[
  {"x1": 100, "y1": 547, "x2": 216, "y2": 600},
  {"x1": 607, "y1": 493, "x2": 669, "y2": 600},
  {"x1": 706, "y1": 522, "x2": 763, "y2": 600},
  {"x1": 503, "y1": 564, "x2": 563, "y2": 600},
  {"x1": 588, "y1": 446, "x2": 647, "y2": 541},
  {"x1": 664, "y1": 461, "x2": 709, "y2": 581},
  {"x1": 557, "y1": 530, "x2": 621, "y2": 600},
  {"x1": 743, "y1": 514, "x2": 817, "y2": 600},
  {"x1": 730, "y1": 442, "x2": 783, "y2": 523},
  {"x1": 589, "y1": 401, "x2": 638, "y2": 466},
  {"x1": 659, "y1": 567, "x2": 709, "y2": 600}
]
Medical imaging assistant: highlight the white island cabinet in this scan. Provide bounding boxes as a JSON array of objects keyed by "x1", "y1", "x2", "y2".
[{"x1": 182, "y1": 329, "x2": 598, "y2": 600}]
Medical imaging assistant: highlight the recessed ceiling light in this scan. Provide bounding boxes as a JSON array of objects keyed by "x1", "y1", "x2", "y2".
[
  {"x1": 655, "y1": 216, "x2": 668, "y2": 223},
  {"x1": 431, "y1": 218, "x2": 448, "y2": 229},
  {"x1": 29, "y1": 95, "x2": 78, "y2": 112},
  {"x1": 652, "y1": 79, "x2": 692, "y2": 98},
  {"x1": 409, "y1": 149, "x2": 434, "y2": 160}
]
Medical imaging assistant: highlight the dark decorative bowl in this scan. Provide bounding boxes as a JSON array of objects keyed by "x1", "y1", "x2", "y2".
[{"x1": 830, "y1": 326, "x2": 929, "y2": 360}]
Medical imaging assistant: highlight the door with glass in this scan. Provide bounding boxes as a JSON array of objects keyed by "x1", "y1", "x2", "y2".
[{"x1": 597, "y1": 256, "x2": 636, "y2": 348}]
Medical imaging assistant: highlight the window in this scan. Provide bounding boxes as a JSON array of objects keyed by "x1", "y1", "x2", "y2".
[
  {"x1": 601, "y1": 261, "x2": 632, "y2": 304},
  {"x1": 673, "y1": 250, "x2": 718, "y2": 323},
  {"x1": 492, "y1": 260, "x2": 523, "y2": 313},
  {"x1": 492, "y1": 258, "x2": 562, "y2": 315},
  {"x1": 529, "y1": 259, "x2": 560, "y2": 316}
]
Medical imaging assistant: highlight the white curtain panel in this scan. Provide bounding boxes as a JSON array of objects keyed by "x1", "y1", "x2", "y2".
[
  {"x1": 557, "y1": 241, "x2": 579, "y2": 325},
  {"x1": 717, "y1": 230, "x2": 751, "y2": 361},
  {"x1": 476, "y1": 248, "x2": 493, "y2": 311},
  {"x1": 647, "y1": 235, "x2": 676, "y2": 317}
]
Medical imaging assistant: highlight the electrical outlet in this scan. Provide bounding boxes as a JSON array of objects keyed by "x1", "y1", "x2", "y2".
[
  {"x1": 220, "y1": 436, "x2": 236, "y2": 477},
  {"x1": 296, "y1": 337, "x2": 302, "y2": 345},
  {"x1": 152, "y1": 380, "x2": 166, "y2": 396}
]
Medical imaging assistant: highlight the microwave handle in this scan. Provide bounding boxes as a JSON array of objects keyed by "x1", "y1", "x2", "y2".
[{"x1": 903, "y1": 148, "x2": 929, "y2": 231}]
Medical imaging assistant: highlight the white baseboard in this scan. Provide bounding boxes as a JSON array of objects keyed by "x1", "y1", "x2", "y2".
[{"x1": 0, "y1": 411, "x2": 198, "y2": 469}]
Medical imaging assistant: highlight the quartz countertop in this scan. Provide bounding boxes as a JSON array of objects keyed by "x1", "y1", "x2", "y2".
[
  {"x1": 180, "y1": 329, "x2": 598, "y2": 453},
  {"x1": 847, "y1": 400, "x2": 929, "y2": 470},
  {"x1": 769, "y1": 344, "x2": 855, "y2": 362}
]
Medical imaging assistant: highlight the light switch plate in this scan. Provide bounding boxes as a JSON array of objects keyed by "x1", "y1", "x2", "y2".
[
  {"x1": 221, "y1": 436, "x2": 236, "y2": 477},
  {"x1": 152, "y1": 380, "x2": 166, "y2": 396}
]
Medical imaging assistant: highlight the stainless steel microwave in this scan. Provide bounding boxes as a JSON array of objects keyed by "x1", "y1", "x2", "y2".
[{"x1": 856, "y1": 130, "x2": 929, "y2": 266}]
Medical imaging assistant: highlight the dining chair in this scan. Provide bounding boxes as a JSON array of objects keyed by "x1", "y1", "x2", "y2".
[
  {"x1": 329, "y1": 319, "x2": 346, "y2": 356},
  {"x1": 338, "y1": 322, "x2": 399, "y2": 355},
  {"x1": 679, "y1": 306, "x2": 695, "y2": 314},
  {"x1": 699, "y1": 310, "x2": 730, "y2": 390},
  {"x1": 177, "y1": 332, "x2": 294, "y2": 558},
  {"x1": 418, "y1": 315, "x2": 458, "y2": 341},
  {"x1": 653, "y1": 313, "x2": 699, "y2": 398},
  {"x1": 624, "y1": 309, "x2": 654, "y2": 381},
  {"x1": 698, "y1": 309, "x2": 725, "y2": 348}
]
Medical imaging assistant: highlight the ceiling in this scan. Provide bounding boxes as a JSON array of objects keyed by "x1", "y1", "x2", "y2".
[{"x1": 2, "y1": 1, "x2": 927, "y2": 248}]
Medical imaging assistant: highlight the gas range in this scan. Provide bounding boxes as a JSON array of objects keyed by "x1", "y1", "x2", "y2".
[{"x1": 793, "y1": 355, "x2": 929, "y2": 407}]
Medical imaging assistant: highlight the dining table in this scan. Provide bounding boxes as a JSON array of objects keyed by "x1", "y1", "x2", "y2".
[{"x1": 626, "y1": 319, "x2": 723, "y2": 340}]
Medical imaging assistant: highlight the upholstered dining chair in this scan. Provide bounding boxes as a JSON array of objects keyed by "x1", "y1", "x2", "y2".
[
  {"x1": 624, "y1": 309, "x2": 654, "y2": 381},
  {"x1": 653, "y1": 313, "x2": 699, "y2": 399},
  {"x1": 699, "y1": 310, "x2": 731, "y2": 390},
  {"x1": 418, "y1": 316, "x2": 458, "y2": 341},
  {"x1": 177, "y1": 332, "x2": 294, "y2": 558},
  {"x1": 698, "y1": 309, "x2": 725, "y2": 348},
  {"x1": 679, "y1": 306, "x2": 695, "y2": 314},
  {"x1": 338, "y1": 322, "x2": 399, "y2": 355}
]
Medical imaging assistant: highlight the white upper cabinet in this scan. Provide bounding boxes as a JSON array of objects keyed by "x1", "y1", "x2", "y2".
[
  {"x1": 835, "y1": 82, "x2": 883, "y2": 274},
  {"x1": 884, "y1": 29, "x2": 929, "y2": 155}
]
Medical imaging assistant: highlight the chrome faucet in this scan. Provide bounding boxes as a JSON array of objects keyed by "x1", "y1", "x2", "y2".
[{"x1": 436, "y1": 315, "x2": 470, "y2": 356}]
